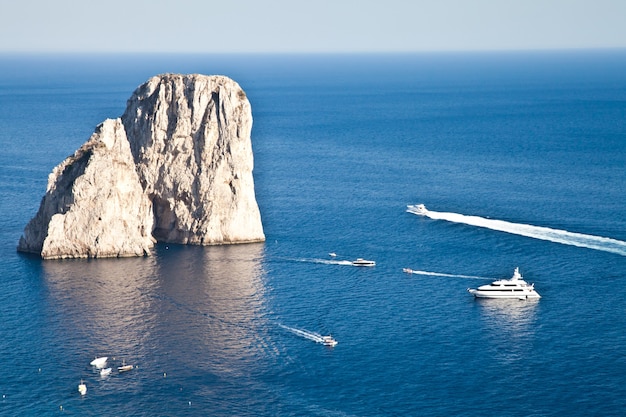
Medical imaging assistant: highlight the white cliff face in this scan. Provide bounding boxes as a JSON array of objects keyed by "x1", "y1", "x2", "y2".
[
  {"x1": 122, "y1": 74, "x2": 265, "y2": 245},
  {"x1": 18, "y1": 74, "x2": 265, "y2": 259},
  {"x1": 18, "y1": 119, "x2": 155, "y2": 259}
]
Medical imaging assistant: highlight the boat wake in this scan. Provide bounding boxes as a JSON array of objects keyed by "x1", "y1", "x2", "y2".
[
  {"x1": 291, "y1": 258, "x2": 354, "y2": 266},
  {"x1": 407, "y1": 205, "x2": 626, "y2": 256},
  {"x1": 279, "y1": 324, "x2": 325, "y2": 344},
  {"x1": 406, "y1": 270, "x2": 489, "y2": 280}
]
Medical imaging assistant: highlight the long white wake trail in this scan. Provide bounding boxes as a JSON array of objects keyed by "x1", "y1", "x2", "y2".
[
  {"x1": 408, "y1": 270, "x2": 489, "y2": 280},
  {"x1": 279, "y1": 324, "x2": 324, "y2": 343},
  {"x1": 290, "y1": 258, "x2": 354, "y2": 266},
  {"x1": 407, "y1": 205, "x2": 626, "y2": 256}
]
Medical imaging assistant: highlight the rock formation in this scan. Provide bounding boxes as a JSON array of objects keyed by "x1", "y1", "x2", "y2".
[{"x1": 18, "y1": 74, "x2": 265, "y2": 259}]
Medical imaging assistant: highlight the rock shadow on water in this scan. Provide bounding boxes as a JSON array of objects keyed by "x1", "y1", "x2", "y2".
[
  {"x1": 41, "y1": 255, "x2": 160, "y2": 357},
  {"x1": 148, "y1": 242, "x2": 274, "y2": 379},
  {"x1": 40, "y1": 242, "x2": 271, "y2": 384}
]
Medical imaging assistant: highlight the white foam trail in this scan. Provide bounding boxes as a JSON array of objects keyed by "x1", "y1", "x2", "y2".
[
  {"x1": 293, "y1": 258, "x2": 353, "y2": 266},
  {"x1": 408, "y1": 270, "x2": 489, "y2": 280},
  {"x1": 408, "y1": 206, "x2": 626, "y2": 256},
  {"x1": 279, "y1": 324, "x2": 324, "y2": 343}
]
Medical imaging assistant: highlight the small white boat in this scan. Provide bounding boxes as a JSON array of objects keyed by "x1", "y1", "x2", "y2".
[
  {"x1": 406, "y1": 204, "x2": 428, "y2": 216},
  {"x1": 117, "y1": 359, "x2": 134, "y2": 373},
  {"x1": 352, "y1": 258, "x2": 375, "y2": 267},
  {"x1": 329, "y1": 252, "x2": 337, "y2": 257},
  {"x1": 78, "y1": 380, "x2": 87, "y2": 396},
  {"x1": 100, "y1": 367, "x2": 112, "y2": 377},
  {"x1": 467, "y1": 267, "x2": 541, "y2": 300},
  {"x1": 403, "y1": 268, "x2": 414, "y2": 274},
  {"x1": 118, "y1": 364, "x2": 134, "y2": 373},
  {"x1": 321, "y1": 335, "x2": 338, "y2": 347},
  {"x1": 90, "y1": 356, "x2": 108, "y2": 369}
]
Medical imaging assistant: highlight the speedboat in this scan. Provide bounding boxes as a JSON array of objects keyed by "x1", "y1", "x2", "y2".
[
  {"x1": 406, "y1": 204, "x2": 428, "y2": 216},
  {"x1": 403, "y1": 268, "x2": 414, "y2": 274},
  {"x1": 328, "y1": 252, "x2": 337, "y2": 257},
  {"x1": 100, "y1": 367, "x2": 112, "y2": 377},
  {"x1": 321, "y1": 335, "x2": 338, "y2": 347},
  {"x1": 467, "y1": 267, "x2": 541, "y2": 300},
  {"x1": 118, "y1": 360, "x2": 134, "y2": 373},
  {"x1": 118, "y1": 365, "x2": 134, "y2": 373},
  {"x1": 352, "y1": 258, "x2": 376, "y2": 267},
  {"x1": 117, "y1": 359, "x2": 133, "y2": 373},
  {"x1": 90, "y1": 356, "x2": 108, "y2": 369}
]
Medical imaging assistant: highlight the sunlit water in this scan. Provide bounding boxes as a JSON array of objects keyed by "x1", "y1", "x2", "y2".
[{"x1": 1, "y1": 52, "x2": 626, "y2": 416}]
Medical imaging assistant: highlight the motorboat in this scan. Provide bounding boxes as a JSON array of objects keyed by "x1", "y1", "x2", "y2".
[
  {"x1": 90, "y1": 356, "x2": 108, "y2": 369},
  {"x1": 406, "y1": 204, "x2": 428, "y2": 216},
  {"x1": 321, "y1": 335, "x2": 338, "y2": 347},
  {"x1": 352, "y1": 258, "x2": 376, "y2": 267},
  {"x1": 467, "y1": 267, "x2": 541, "y2": 299},
  {"x1": 402, "y1": 268, "x2": 414, "y2": 274},
  {"x1": 328, "y1": 252, "x2": 337, "y2": 257},
  {"x1": 118, "y1": 360, "x2": 134, "y2": 373},
  {"x1": 100, "y1": 367, "x2": 112, "y2": 377},
  {"x1": 78, "y1": 380, "x2": 87, "y2": 396}
]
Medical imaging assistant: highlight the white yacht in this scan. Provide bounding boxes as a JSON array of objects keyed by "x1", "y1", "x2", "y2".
[
  {"x1": 467, "y1": 268, "x2": 541, "y2": 299},
  {"x1": 406, "y1": 204, "x2": 428, "y2": 216},
  {"x1": 352, "y1": 258, "x2": 376, "y2": 267},
  {"x1": 321, "y1": 335, "x2": 338, "y2": 347}
]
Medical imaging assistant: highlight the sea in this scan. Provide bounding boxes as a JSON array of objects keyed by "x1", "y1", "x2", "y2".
[{"x1": 1, "y1": 50, "x2": 625, "y2": 416}]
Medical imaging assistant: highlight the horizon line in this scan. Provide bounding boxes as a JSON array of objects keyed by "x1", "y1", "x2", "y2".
[{"x1": 1, "y1": 46, "x2": 626, "y2": 56}]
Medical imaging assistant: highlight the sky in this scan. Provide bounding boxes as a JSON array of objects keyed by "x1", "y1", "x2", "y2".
[{"x1": 1, "y1": 0, "x2": 625, "y2": 53}]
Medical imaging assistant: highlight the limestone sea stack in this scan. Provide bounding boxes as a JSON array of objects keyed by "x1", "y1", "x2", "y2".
[{"x1": 18, "y1": 74, "x2": 265, "y2": 259}]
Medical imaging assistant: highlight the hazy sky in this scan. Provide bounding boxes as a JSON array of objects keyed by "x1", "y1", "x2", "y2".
[{"x1": 1, "y1": 0, "x2": 625, "y2": 53}]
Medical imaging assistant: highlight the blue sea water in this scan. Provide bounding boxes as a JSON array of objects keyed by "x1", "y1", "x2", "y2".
[{"x1": 1, "y1": 51, "x2": 626, "y2": 416}]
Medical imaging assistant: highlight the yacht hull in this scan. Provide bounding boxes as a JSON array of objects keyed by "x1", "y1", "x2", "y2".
[{"x1": 468, "y1": 290, "x2": 541, "y2": 299}]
